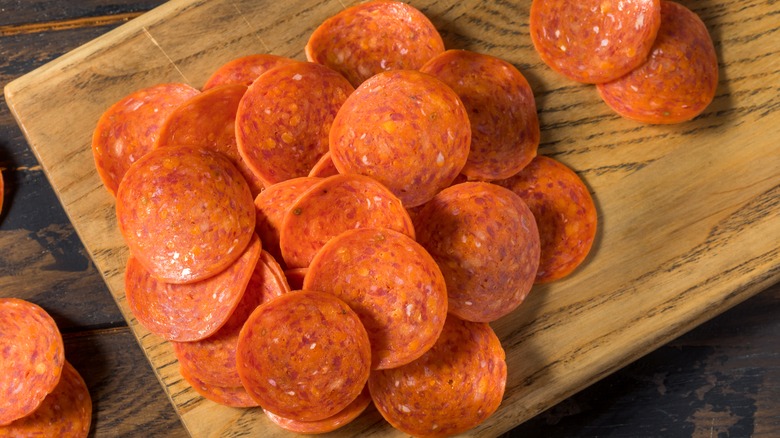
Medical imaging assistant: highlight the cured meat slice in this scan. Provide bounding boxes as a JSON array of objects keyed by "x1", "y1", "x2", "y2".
[
  {"x1": 236, "y1": 291, "x2": 371, "y2": 421},
  {"x1": 306, "y1": 0, "x2": 445, "y2": 87},
  {"x1": 495, "y1": 156, "x2": 597, "y2": 283},
  {"x1": 420, "y1": 50, "x2": 539, "y2": 180},
  {"x1": 597, "y1": 1, "x2": 718, "y2": 123},
  {"x1": 125, "y1": 235, "x2": 262, "y2": 342},
  {"x1": 530, "y1": 0, "x2": 661, "y2": 83},
  {"x1": 368, "y1": 316, "x2": 507, "y2": 438},
  {"x1": 280, "y1": 174, "x2": 415, "y2": 269},
  {"x1": 308, "y1": 151, "x2": 339, "y2": 178},
  {"x1": 284, "y1": 268, "x2": 307, "y2": 291},
  {"x1": 92, "y1": 83, "x2": 199, "y2": 195},
  {"x1": 236, "y1": 62, "x2": 353, "y2": 187},
  {"x1": 304, "y1": 228, "x2": 448, "y2": 370},
  {"x1": 413, "y1": 182, "x2": 540, "y2": 322},
  {"x1": 154, "y1": 84, "x2": 264, "y2": 196},
  {"x1": 116, "y1": 145, "x2": 256, "y2": 284},
  {"x1": 179, "y1": 365, "x2": 258, "y2": 408},
  {"x1": 1, "y1": 361, "x2": 91, "y2": 437},
  {"x1": 264, "y1": 385, "x2": 372, "y2": 434},
  {"x1": 0, "y1": 298, "x2": 65, "y2": 426},
  {"x1": 202, "y1": 53, "x2": 297, "y2": 90},
  {"x1": 329, "y1": 70, "x2": 471, "y2": 207}
]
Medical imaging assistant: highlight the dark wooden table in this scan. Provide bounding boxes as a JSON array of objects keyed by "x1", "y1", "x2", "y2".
[{"x1": 1, "y1": 1, "x2": 778, "y2": 437}]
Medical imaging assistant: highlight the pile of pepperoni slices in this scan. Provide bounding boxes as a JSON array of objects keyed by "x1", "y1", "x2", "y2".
[{"x1": 91, "y1": 0, "x2": 606, "y2": 435}]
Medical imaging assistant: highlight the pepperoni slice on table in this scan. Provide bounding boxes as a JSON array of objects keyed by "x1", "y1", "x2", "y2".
[
  {"x1": 308, "y1": 151, "x2": 339, "y2": 178},
  {"x1": 237, "y1": 291, "x2": 371, "y2": 422},
  {"x1": 597, "y1": 1, "x2": 718, "y2": 123},
  {"x1": 304, "y1": 228, "x2": 448, "y2": 370},
  {"x1": 179, "y1": 366, "x2": 258, "y2": 408},
  {"x1": 116, "y1": 145, "x2": 256, "y2": 284},
  {"x1": 202, "y1": 53, "x2": 297, "y2": 90},
  {"x1": 0, "y1": 298, "x2": 65, "y2": 426},
  {"x1": 92, "y1": 83, "x2": 199, "y2": 195},
  {"x1": 530, "y1": 0, "x2": 661, "y2": 84},
  {"x1": 264, "y1": 385, "x2": 372, "y2": 434},
  {"x1": 421, "y1": 50, "x2": 540, "y2": 180},
  {"x1": 306, "y1": 0, "x2": 445, "y2": 87}
]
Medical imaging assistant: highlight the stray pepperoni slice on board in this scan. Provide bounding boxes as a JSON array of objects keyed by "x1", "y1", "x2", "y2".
[
  {"x1": 202, "y1": 53, "x2": 297, "y2": 90},
  {"x1": 495, "y1": 156, "x2": 597, "y2": 283},
  {"x1": 125, "y1": 235, "x2": 262, "y2": 342},
  {"x1": 0, "y1": 298, "x2": 65, "y2": 426},
  {"x1": 236, "y1": 62, "x2": 354, "y2": 187},
  {"x1": 264, "y1": 385, "x2": 372, "y2": 434},
  {"x1": 92, "y1": 83, "x2": 199, "y2": 195},
  {"x1": 308, "y1": 151, "x2": 339, "y2": 178},
  {"x1": 179, "y1": 365, "x2": 258, "y2": 408},
  {"x1": 330, "y1": 70, "x2": 471, "y2": 207},
  {"x1": 368, "y1": 316, "x2": 507, "y2": 438},
  {"x1": 413, "y1": 182, "x2": 540, "y2": 322},
  {"x1": 154, "y1": 84, "x2": 264, "y2": 196},
  {"x1": 306, "y1": 0, "x2": 445, "y2": 87},
  {"x1": 116, "y1": 145, "x2": 256, "y2": 284},
  {"x1": 530, "y1": 0, "x2": 661, "y2": 84},
  {"x1": 597, "y1": 1, "x2": 718, "y2": 123},
  {"x1": 280, "y1": 174, "x2": 415, "y2": 269},
  {"x1": 1, "y1": 361, "x2": 91, "y2": 437},
  {"x1": 237, "y1": 291, "x2": 371, "y2": 422},
  {"x1": 304, "y1": 228, "x2": 448, "y2": 370}
]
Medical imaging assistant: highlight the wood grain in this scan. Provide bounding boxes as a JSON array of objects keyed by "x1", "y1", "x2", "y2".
[{"x1": 4, "y1": 0, "x2": 779, "y2": 436}]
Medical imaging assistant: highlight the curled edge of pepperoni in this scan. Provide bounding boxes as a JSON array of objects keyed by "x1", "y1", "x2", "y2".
[
  {"x1": 284, "y1": 268, "x2": 307, "y2": 291},
  {"x1": 308, "y1": 151, "x2": 339, "y2": 178},
  {"x1": 202, "y1": 53, "x2": 297, "y2": 90},
  {"x1": 264, "y1": 385, "x2": 372, "y2": 434},
  {"x1": 179, "y1": 365, "x2": 258, "y2": 408}
]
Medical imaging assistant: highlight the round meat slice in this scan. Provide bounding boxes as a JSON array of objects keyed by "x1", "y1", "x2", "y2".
[
  {"x1": 202, "y1": 53, "x2": 297, "y2": 90},
  {"x1": 304, "y1": 228, "x2": 448, "y2": 370},
  {"x1": 179, "y1": 365, "x2": 258, "y2": 408},
  {"x1": 530, "y1": 0, "x2": 661, "y2": 83},
  {"x1": 236, "y1": 62, "x2": 354, "y2": 187},
  {"x1": 308, "y1": 151, "x2": 339, "y2": 178},
  {"x1": 280, "y1": 174, "x2": 415, "y2": 269},
  {"x1": 92, "y1": 83, "x2": 199, "y2": 195},
  {"x1": 413, "y1": 182, "x2": 540, "y2": 322},
  {"x1": 597, "y1": 1, "x2": 718, "y2": 123},
  {"x1": 237, "y1": 291, "x2": 371, "y2": 421},
  {"x1": 421, "y1": 50, "x2": 539, "y2": 180},
  {"x1": 125, "y1": 235, "x2": 262, "y2": 342},
  {"x1": 284, "y1": 268, "x2": 308, "y2": 291},
  {"x1": 1, "y1": 361, "x2": 91, "y2": 437},
  {"x1": 264, "y1": 385, "x2": 372, "y2": 434},
  {"x1": 330, "y1": 70, "x2": 471, "y2": 207},
  {"x1": 306, "y1": 0, "x2": 445, "y2": 87},
  {"x1": 0, "y1": 299, "x2": 65, "y2": 426},
  {"x1": 368, "y1": 316, "x2": 507, "y2": 438},
  {"x1": 495, "y1": 156, "x2": 597, "y2": 283},
  {"x1": 116, "y1": 145, "x2": 256, "y2": 284}
]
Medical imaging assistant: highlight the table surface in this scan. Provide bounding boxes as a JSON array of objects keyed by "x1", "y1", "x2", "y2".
[{"x1": 1, "y1": 1, "x2": 778, "y2": 437}]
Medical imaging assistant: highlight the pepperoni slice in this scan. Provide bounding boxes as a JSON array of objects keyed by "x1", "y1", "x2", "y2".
[
  {"x1": 179, "y1": 365, "x2": 258, "y2": 408},
  {"x1": 308, "y1": 151, "x2": 339, "y2": 178},
  {"x1": 116, "y1": 145, "x2": 256, "y2": 284},
  {"x1": 495, "y1": 156, "x2": 597, "y2": 283},
  {"x1": 1, "y1": 361, "x2": 91, "y2": 437},
  {"x1": 125, "y1": 235, "x2": 262, "y2": 342},
  {"x1": 284, "y1": 268, "x2": 307, "y2": 290},
  {"x1": 264, "y1": 385, "x2": 372, "y2": 434},
  {"x1": 368, "y1": 316, "x2": 507, "y2": 438},
  {"x1": 413, "y1": 182, "x2": 540, "y2": 322},
  {"x1": 304, "y1": 228, "x2": 448, "y2": 370},
  {"x1": 329, "y1": 70, "x2": 471, "y2": 207},
  {"x1": 280, "y1": 174, "x2": 415, "y2": 269},
  {"x1": 237, "y1": 291, "x2": 371, "y2": 421},
  {"x1": 420, "y1": 50, "x2": 540, "y2": 180},
  {"x1": 0, "y1": 298, "x2": 65, "y2": 426},
  {"x1": 92, "y1": 83, "x2": 199, "y2": 195},
  {"x1": 202, "y1": 54, "x2": 297, "y2": 90},
  {"x1": 236, "y1": 62, "x2": 354, "y2": 187},
  {"x1": 530, "y1": 0, "x2": 661, "y2": 84},
  {"x1": 596, "y1": 1, "x2": 718, "y2": 123},
  {"x1": 306, "y1": 0, "x2": 445, "y2": 87}
]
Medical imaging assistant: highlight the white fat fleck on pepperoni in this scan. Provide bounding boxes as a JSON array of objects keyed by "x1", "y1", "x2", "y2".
[
  {"x1": 181, "y1": 268, "x2": 191, "y2": 277},
  {"x1": 436, "y1": 152, "x2": 445, "y2": 166},
  {"x1": 601, "y1": 39, "x2": 609, "y2": 47},
  {"x1": 399, "y1": 404, "x2": 412, "y2": 413},
  {"x1": 594, "y1": 25, "x2": 600, "y2": 33},
  {"x1": 273, "y1": 337, "x2": 279, "y2": 343},
  {"x1": 362, "y1": 155, "x2": 371, "y2": 165},
  {"x1": 287, "y1": 390, "x2": 296, "y2": 396},
  {"x1": 264, "y1": 108, "x2": 271, "y2": 115},
  {"x1": 380, "y1": 59, "x2": 388, "y2": 70},
  {"x1": 310, "y1": 343, "x2": 316, "y2": 349},
  {"x1": 345, "y1": 274, "x2": 352, "y2": 284},
  {"x1": 636, "y1": 13, "x2": 645, "y2": 29},
  {"x1": 394, "y1": 380, "x2": 400, "y2": 387},
  {"x1": 554, "y1": 29, "x2": 560, "y2": 38},
  {"x1": 618, "y1": 1, "x2": 624, "y2": 11},
  {"x1": 481, "y1": 360, "x2": 487, "y2": 368},
  {"x1": 395, "y1": 276, "x2": 405, "y2": 285},
  {"x1": 399, "y1": 47, "x2": 409, "y2": 55},
  {"x1": 560, "y1": 45, "x2": 567, "y2": 52},
  {"x1": 359, "y1": 132, "x2": 367, "y2": 140},
  {"x1": 465, "y1": 301, "x2": 473, "y2": 306},
  {"x1": 267, "y1": 380, "x2": 276, "y2": 388},
  {"x1": 113, "y1": 138, "x2": 125, "y2": 156},
  {"x1": 358, "y1": 65, "x2": 372, "y2": 78},
  {"x1": 405, "y1": 303, "x2": 413, "y2": 316},
  {"x1": 432, "y1": 424, "x2": 439, "y2": 430}
]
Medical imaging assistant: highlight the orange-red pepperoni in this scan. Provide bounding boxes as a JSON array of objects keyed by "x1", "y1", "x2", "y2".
[
  {"x1": 202, "y1": 54, "x2": 297, "y2": 90},
  {"x1": 92, "y1": 83, "x2": 199, "y2": 195},
  {"x1": 308, "y1": 151, "x2": 339, "y2": 178},
  {"x1": 495, "y1": 156, "x2": 597, "y2": 283},
  {"x1": 329, "y1": 70, "x2": 471, "y2": 207},
  {"x1": 264, "y1": 385, "x2": 372, "y2": 434},
  {"x1": 306, "y1": 0, "x2": 445, "y2": 87},
  {"x1": 413, "y1": 182, "x2": 540, "y2": 322},
  {"x1": 530, "y1": 0, "x2": 661, "y2": 84},
  {"x1": 284, "y1": 268, "x2": 308, "y2": 291},
  {"x1": 116, "y1": 145, "x2": 256, "y2": 284},
  {"x1": 236, "y1": 62, "x2": 353, "y2": 187},
  {"x1": 179, "y1": 365, "x2": 258, "y2": 408},
  {"x1": 597, "y1": 1, "x2": 718, "y2": 123},
  {"x1": 304, "y1": 228, "x2": 448, "y2": 370},
  {"x1": 237, "y1": 291, "x2": 371, "y2": 421},
  {"x1": 368, "y1": 316, "x2": 507, "y2": 438},
  {"x1": 0, "y1": 298, "x2": 65, "y2": 426}
]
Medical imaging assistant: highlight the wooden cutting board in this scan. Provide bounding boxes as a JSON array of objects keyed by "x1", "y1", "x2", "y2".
[{"x1": 5, "y1": 0, "x2": 779, "y2": 436}]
